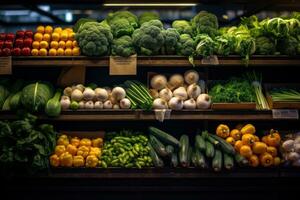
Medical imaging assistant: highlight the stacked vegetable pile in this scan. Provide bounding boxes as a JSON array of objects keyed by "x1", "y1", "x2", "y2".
[
  {"x1": 0, "y1": 31, "x2": 33, "y2": 56},
  {"x1": 61, "y1": 84, "x2": 131, "y2": 110},
  {"x1": 32, "y1": 26, "x2": 80, "y2": 56},
  {"x1": 149, "y1": 70, "x2": 211, "y2": 110},
  {"x1": 216, "y1": 124, "x2": 281, "y2": 167},
  {"x1": 281, "y1": 133, "x2": 300, "y2": 167},
  {"x1": 0, "y1": 113, "x2": 57, "y2": 172},
  {"x1": 148, "y1": 127, "x2": 248, "y2": 171},
  {"x1": 100, "y1": 130, "x2": 152, "y2": 168},
  {"x1": 50, "y1": 135, "x2": 103, "y2": 168}
]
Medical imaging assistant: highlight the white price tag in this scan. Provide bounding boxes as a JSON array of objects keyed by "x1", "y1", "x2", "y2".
[
  {"x1": 201, "y1": 55, "x2": 219, "y2": 65},
  {"x1": 154, "y1": 109, "x2": 171, "y2": 122},
  {"x1": 272, "y1": 109, "x2": 299, "y2": 119}
]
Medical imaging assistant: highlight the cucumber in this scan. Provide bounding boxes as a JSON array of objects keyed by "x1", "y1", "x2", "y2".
[
  {"x1": 205, "y1": 140, "x2": 215, "y2": 158},
  {"x1": 149, "y1": 127, "x2": 180, "y2": 147},
  {"x1": 171, "y1": 152, "x2": 178, "y2": 168},
  {"x1": 195, "y1": 135, "x2": 206, "y2": 152},
  {"x1": 166, "y1": 145, "x2": 174, "y2": 156},
  {"x1": 235, "y1": 153, "x2": 249, "y2": 167},
  {"x1": 212, "y1": 149, "x2": 222, "y2": 172},
  {"x1": 194, "y1": 150, "x2": 207, "y2": 169},
  {"x1": 148, "y1": 142, "x2": 164, "y2": 168},
  {"x1": 149, "y1": 135, "x2": 168, "y2": 157},
  {"x1": 179, "y1": 135, "x2": 189, "y2": 167},
  {"x1": 224, "y1": 152, "x2": 234, "y2": 170},
  {"x1": 209, "y1": 134, "x2": 235, "y2": 155}
]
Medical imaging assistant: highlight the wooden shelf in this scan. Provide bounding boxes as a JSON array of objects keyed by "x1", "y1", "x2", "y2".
[
  {"x1": 11, "y1": 56, "x2": 300, "y2": 68},
  {"x1": 1, "y1": 110, "x2": 298, "y2": 121}
]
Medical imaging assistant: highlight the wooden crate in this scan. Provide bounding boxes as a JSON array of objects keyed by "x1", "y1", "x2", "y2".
[{"x1": 264, "y1": 84, "x2": 300, "y2": 109}]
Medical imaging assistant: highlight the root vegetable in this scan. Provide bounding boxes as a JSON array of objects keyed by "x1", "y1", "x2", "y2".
[
  {"x1": 111, "y1": 87, "x2": 126, "y2": 101},
  {"x1": 159, "y1": 88, "x2": 173, "y2": 101},
  {"x1": 153, "y1": 98, "x2": 168, "y2": 109},
  {"x1": 196, "y1": 94, "x2": 211, "y2": 109},
  {"x1": 60, "y1": 96, "x2": 71, "y2": 110},
  {"x1": 94, "y1": 88, "x2": 108, "y2": 102},
  {"x1": 187, "y1": 84, "x2": 201, "y2": 99},
  {"x1": 79, "y1": 101, "x2": 85, "y2": 109},
  {"x1": 113, "y1": 104, "x2": 120, "y2": 109},
  {"x1": 83, "y1": 87, "x2": 95, "y2": 101},
  {"x1": 71, "y1": 89, "x2": 83, "y2": 101},
  {"x1": 168, "y1": 97, "x2": 183, "y2": 110},
  {"x1": 75, "y1": 84, "x2": 85, "y2": 92},
  {"x1": 84, "y1": 101, "x2": 94, "y2": 109},
  {"x1": 183, "y1": 99, "x2": 196, "y2": 109},
  {"x1": 104, "y1": 100, "x2": 113, "y2": 109},
  {"x1": 63, "y1": 87, "x2": 72, "y2": 97},
  {"x1": 149, "y1": 89, "x2": 159, "y2": 99},
  {"x1": 173, "y1": 87, "x2": 188, "y2": 100},
  {"x1": 151, "y1": 74, "x2": 167, "y2": 90},
  {"x1": 169, "y1": 74, "x2": 184, "y2": 89},
  {"x1": 120, "y1": 98, "x2": 131, "y2": 109},
  {"x1": 94, "y1": 101, "x2": 104, "y2": 109},
  {"x1": 184, "y1": 70, "x2": 199, "y2": 85}
]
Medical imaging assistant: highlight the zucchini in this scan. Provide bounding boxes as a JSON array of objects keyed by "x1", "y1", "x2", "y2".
[
  {"x1": 205, "y1": 140, "x2": 215, "y2": 158},
  {"x1": 209, "y1": 134, "x2": 235, "y2": 155},
  {"x1": 148, "y1": 142, "x2": 164, "y2": 168},
  {"x1": 149, "y1": 135, "x2": 168, "y2": 157},
  {"x1": 194, "y1": 150, "x2": 207, "y2": 169},
  {"x1": 202, "y1": 131, "x2": 219, "y2": 146},
  {"x1": 191, "y1": 149, "x2": 197, "y2": 167},
  {"x1": 235, "y1": 153, "x2": 249, "y2": 167},
  {"x1": 179, "y1": 135, "x2": 189, "y2": 167},
  {"x1": 224, "y1": 152, "x2": 234, "y2": 170},
  {"x1": 149, "y1": 127, "x2": 180, "y2": 147},
  {"x1": 212, "y1": 149, "x2": 222, "y2": 172},
  {"x1": 171, "y1": 152, "x2": 178, "y2": 168},
  {"x1": 195, "y1": 134, "x2": 206, "y2": 152},
  {"x1": 187, "y1": 146, "x2": 193, "y2": 167},
  {"x1": 166, "y1": 145, "x2": 174, "y2": 156}
]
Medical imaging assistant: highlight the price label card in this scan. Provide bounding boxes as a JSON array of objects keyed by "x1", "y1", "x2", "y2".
[
  {"x1": 201, "y1": 55, "x2": 219, "y2": 65},
  {"x1": 154, "y1": 109, "x2": 171, "y2": 122},
  {"x1": 109, "y1": 54, "x2": 137, "y2": 75},
  {"x1": 0, "y1": 56, "x2": 12, "y2": 75},
  {"x1": 272, "y1": 109, "x2": 299, "y2": 119}
]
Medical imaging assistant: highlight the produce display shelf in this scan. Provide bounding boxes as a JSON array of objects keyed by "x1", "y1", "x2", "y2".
[
  {"x1": 1, "y1": 110, "x2": 297, "y2": 121},
  {"x1": 11, "y1": 56, "x2": 300, "y2": 67}
]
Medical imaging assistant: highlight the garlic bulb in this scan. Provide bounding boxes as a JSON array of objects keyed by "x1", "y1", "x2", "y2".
[
  {"x1": 282, "y1": 140, "x2": 294, "y2": 152},
  {"x1": 153, "y1": 98, "x2": 168, "y2": 109},
  {"x1": 151, "y1": 74, "x2": 167, "y2": 90},
  {"x1": 84, "y1": 101, "x2": 94, "y2": 109},
  {"x1": 168, "y1": 97, "x2": 183, "y2": 110},
  {"x1": 196, "y1": 94, "x2": 211, "y2": 109},
  {"x1": 113, "y1": 104, "x2": 120, "y2": 109},
  {"x1": 94, "y1": 101, "x2": 104, "y2": 109},
  {"x1": 111, "y1": 87, "x2": 126, "y2": 101},
  {"x1": 83, "y1": 87, "x2": 95, "y2": 101},
  {"x1": 288, "y1": 152, "x2": 300, "y2": 161},
  {"x1": 173, "y1": 87, "x2": 188, "y2": 100},
  {"x1": 183, "y1": 99, "x2": 197, "y2": 109},
  {"x1": 187, "y1": 84, "x2": 201, "y2": 99},
  {"x1": 120, "y1": 98, "x2": 131, "y2": 109},
  {"x1": 149, "y1": 89, "x2": 159, "y2": 99},
  {"x1": 60, "y1": 96, "x2": 71, "y2": 110},
  {"x1": 78, "y1": 101, "x2": 85, "y2": 109},
  {"x1": 71, "y1": 89, "x2": 83, "y2": 102},
  {"x1": 159, "y1": 88, "x2": 173, "y2": 101},
  {"x1": 94, "y1": 88, "x2": 108, "y2": 102},
  {"x1": 169, "y1": 74, "x2": 184, "y2": 89},
  {"x1": 103, "y1": 100, "x2": 113, "y2": 109},
  {"x1": 184, "y1": 70, "x2": 199, "y2": 85}
]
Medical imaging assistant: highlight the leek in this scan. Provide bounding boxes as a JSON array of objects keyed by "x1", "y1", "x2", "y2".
[{"x1": 270, "y1": 89, "x2": 300, "y2": 102}]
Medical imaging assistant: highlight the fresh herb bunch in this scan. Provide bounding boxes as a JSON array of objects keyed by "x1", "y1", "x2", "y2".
[{"x1": 209, "y1": 78, "x2": 255, "y2": 103}]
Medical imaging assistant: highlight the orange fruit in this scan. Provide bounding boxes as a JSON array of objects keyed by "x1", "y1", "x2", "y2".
[
  {"x1": 34, "y1": 33, "x2": 43, "y2": 42},
  {"x1": 49, "y1": 48, "x2": 57, "y2": 56},
  {"x1": 57, "y1": 48, "x2": 64, "y2": 56},
  {"x1": 64, "y1": 28, "x2": 73, "y2": 33},
  {"x1": 38, "y1": 48, "x2": 47, "y2": 56},
  {"x1": 72, "y1": 47, "x2": 80, "y2": 56},
  {"x1": 68, "y1": 32, "x2": 75, "y2": 40},
  {"x1": 43, "y1": 33, "x2": 51, "y2": 42},
  {"x1": 45, "y1": 25, "x2": 53, "y2": 34},
  {"x1": 65, "y1": 48, "x2": 72, "y2": 56},
  {"x1": 31, "y1": 49, "x2": 39, "y2": 56},
  {"x1": 32, "y1": 41, "x2": 40, "y2": 49},
  {"x1": 54, "y1": 27, "x2": 63, "y2": 33},
  {"x1": 65, "y1": 40, "x2": 73, "y2": 49},
  {"x1": 50, "y1": 41, "x2": 59, "y2": 49},
  {"x1": 39, "y1": 41, "x2": 49, "y2": 49},
  {"x1": 36, "y1": 25, "x2": 45, "y2": 34},
  {"x1": 58, "y1": 41, "x2": 66, "y2": 49},
  {"x1": 60, "y1": 31, "x2": 68, "y2": 41},
  {"x1": 51, "y1": 32, "x2": 60, "y2": 41}
]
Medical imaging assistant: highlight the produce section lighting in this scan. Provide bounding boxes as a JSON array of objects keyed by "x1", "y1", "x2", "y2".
[{"x1": 103, "y1": 3, "x2": 198, "y2": 7}]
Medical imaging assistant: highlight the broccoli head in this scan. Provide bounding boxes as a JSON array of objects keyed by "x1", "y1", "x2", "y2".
[
  {"x1": 132, "y1": 20, "x2": 165, "y2": 55},
  {"x1": 107, "y1": 11, "x2": 138, "y2": 28},
  {"x1": 75, "y1": 22, "x2": 113, "y2": 56},
  {"x1": 255, "y1": 36, "x2": 276, "y2": 55},
  {"x1": 195, "y1": 34, "x2": 215, "y2": 58},
  {"x1": 111, "y1": 36, "x2": 136, "y2": 57},
  {"x1": 214, "y1": 34, "x2": 235, "y2": 56},
  {"x1": 191, "y1": 11, "x2": 219, "y2": 37},
  {"x1": 73, "y1": 18, "x2": 96, "y2": 33},
  {"x1": 172, "y1": 20, "x2": 193, "y2": 35},
  {"x1": 139, "y1": 12, "x2": 160, "y2": 26},
  {"x1": 278, "y1": 36, "x2": 298, "y2": 56},
  {"x1": 161, "y1": 28, "x2": 180, "y2": 55},
  {"x1": 176, "y1": 34, "x2": 195, "y2": 56}
]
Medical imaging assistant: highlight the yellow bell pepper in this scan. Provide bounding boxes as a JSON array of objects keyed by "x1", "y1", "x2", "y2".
[
  {"x1": 49, "y1": 154, "x2": 60, "y2": 167},
  {"x1": 66, "y1": 144, "x2": 77, "y2": 156},
  {"x1": 71, "y1": 137, "x2": 80, "y2": 147},
  {"x1": 55, "y1": 145, "x2": 66, "y2": 156},
  {"x1": 79, "y1": 138, "x2": 92, "y2": 147},
  {"x1": 73, "y1": 155, "x2": 85, "y2": 167},
  {"x1": 77, "y1": 146, "x2": 90, "y2": 158},
  {"x1": 85, "y1": 155, "x2": 99, "y2": 168},
  {"x1": 216, "y1": 124, "x2": 230, "y2": 138},
  {"x1": 92, "y1": 138, "x2": 103, "y2": 148},
  {"x1": 57, "y1": 135, "x2": 69, "y2": 146},
  {"x1": 89, "y1": 147, "x2": 101, "y2": 157},
  {"x1": 241, "y1": 124, "x2": 256, "y2": 135},
  {"x1": 59, "y1": 152, "x2": 73, "y2": 167}
]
